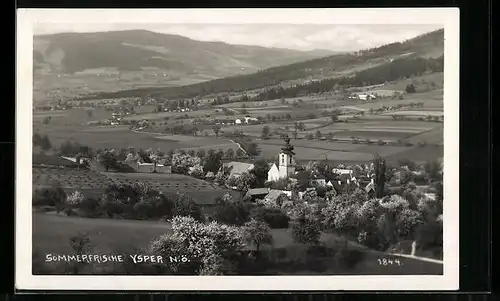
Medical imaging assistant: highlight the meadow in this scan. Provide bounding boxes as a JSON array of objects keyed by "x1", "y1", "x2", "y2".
[
  {"x1": 33, "y1": 213, "x2": 443, "y2": 275},
  {"x1": 33, "y1": 167, "x2": 237, "y2": 204},
  {"x1": 34, "y1": 125, "x2": 239, "y2": 152}
]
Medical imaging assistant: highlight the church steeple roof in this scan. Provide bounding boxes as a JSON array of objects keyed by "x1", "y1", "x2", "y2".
[{"x1": 281, "y1": 135, "x2": 295, "y2": 156}]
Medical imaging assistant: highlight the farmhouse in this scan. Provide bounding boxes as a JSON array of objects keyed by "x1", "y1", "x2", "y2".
[
  {"x1": 136, "y1": 160, "x2": 172, "y2": 174},
  {"x1": 267, "y1": 137, "x2": 296, "y2": 182},
  {"x1": 245, "y1": 187, "x2": 270, "y2": 201},
  {"x1": 310, "y1": 173, "x2": 327, "y2": 187},
  {"x1": 332, "y1": 168, "x2": 353, "y2": 176},
  {"x1": 243, "y1": 116, "x2": 259, "y2": 124},
  {"x1": 265, "y1": 189, "x2": 292, "y2": 202},
  {"x1": 222, "y1": 161, "x2": 255, "y2": 178},
  {"x1": 357, "y1": 93, "x2": 377, "y2": 101}
]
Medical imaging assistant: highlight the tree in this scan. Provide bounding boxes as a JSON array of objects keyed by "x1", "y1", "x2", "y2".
[
  {"x1": 32, "y1": 181, "x2": 66, "y2": 211},
  {"x1": 373, "y1": 154, "x2": 387, "y2": 198},
  {"x1": 212, "y1": 124, "x2": 221, "y2": 138},
  {"x1": 306, "y1": 133, "x2": 313, "y2": 140},
  {"x1": 211, "y1": 194, "x2": 253, "y2": 226},
  {"x1": 250, "y1": 159, "x2": 270, "y2": 188},
  {"x1": 291, "y1": 214, "x2": 321, "y2": 246},
  {"x1": 33, "y1": 133, "x2": 42, "y2": 147},
  {"x1": 261, "y1": 126, "x2": 270, "y2": 139},
  {"x1": 97, "y1": 150, "x2": 117, "y2": 172},
  {"x1": 315, "y1": 130, "x2": 322, "y2": 140},
  {"x1": 39, "y1": 135, "x2": 52, "y2": 151},
  {"x1": 424, "y1": 160, "x2": 442, "y2": 183},
  {"x1": 149, "y1": 216, "x2": 244, "y2": 275},
  {"x1": 251, "y1": 206, "x2": 290, "y2": 229},
  {"x1": 405, "y1": 83, "x2": 416, "y2": 93},
  {"x1": 245, "y1": 142, "x2": 260, "y2": 158},
  {"x1": 224, "y1": 148, "x2": 235, "y2": 160},
  {"x1": 203, "y1": 151, "x2": 223, "y2": 174},
  {"x1": 172, "y1": 193, "x2": 204, "y2": 222},
  {"x1": 242, "y1": 219, "x2": 273, "y2": 251}
]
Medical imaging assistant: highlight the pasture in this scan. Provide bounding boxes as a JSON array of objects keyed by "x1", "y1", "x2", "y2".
[
  {"x1": 256, "y1": 133, "x2": 442, "y2": 164},
  {"x1": 33, "y1": 213, "x2": 443, "y2": 275},
  {"x1": 34, "y1": 125, "x2": 238, "y2": 152},
  {"x1": 102, "y1": 172, "x2": 238, "y2": 204},
  {"x1": 32, "y1": 166, "x2": 237, "y2": 204},
  {"x1": 33, "y1": 108, "x2": 113, "y2": 126}
]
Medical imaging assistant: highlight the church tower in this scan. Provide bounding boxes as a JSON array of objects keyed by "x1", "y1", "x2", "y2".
[{"x1": 278, "y1": 136, "x2": 295, "y2": 179}]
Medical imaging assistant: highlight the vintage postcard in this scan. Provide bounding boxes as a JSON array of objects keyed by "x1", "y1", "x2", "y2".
[{"x1": 16, "y1": 8, "x2": 459, "y2": 291}]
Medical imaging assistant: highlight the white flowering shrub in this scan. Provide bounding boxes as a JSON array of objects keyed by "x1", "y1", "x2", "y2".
[
  {"x1": 66, "y1": 190, "x2": 85, "y2": 206},
  {"x1": 188, "y1": 164, "x2": 205, "y2": 178},
  {"x1": 149, "y1": 216, "x2": 245, "y2": 275}
]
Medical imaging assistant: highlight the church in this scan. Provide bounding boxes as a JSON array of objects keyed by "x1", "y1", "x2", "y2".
[{"x1": 267, "y1": 136, "x2": 296, "y2": 182}]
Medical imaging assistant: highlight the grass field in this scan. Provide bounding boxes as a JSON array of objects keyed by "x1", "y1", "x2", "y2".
[
  {"x1": 256, "y1": 136, "x2": 442, "y2": 164},
  {"x1": 102, "y1": 172, "x2": 238, "y2": 204},
  {"x1": 33, "y1": 167, "x2": 237, "y2": 204},
  {"x1": 34, "y1": 125, "x2": 238, "y2": 152},
  {"x1": 33, "y1": 213, "x2": 443, "y2": 275},
  {"x1": 33, "y1": 108, "x2": 113, "y2": 126}
]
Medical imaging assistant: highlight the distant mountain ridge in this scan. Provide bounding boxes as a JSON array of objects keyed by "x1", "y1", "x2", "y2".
[
  {"x1": 33, "y1": 29, "x2": 332, "y2": 78},
  {"x1": 93, "y1": 28, "x2": 444, "y2": 100}
]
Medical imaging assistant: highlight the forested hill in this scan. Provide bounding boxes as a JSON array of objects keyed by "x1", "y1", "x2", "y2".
[
  {"x1": 89, "y1": 28, "x2": 444, "y2": 100},
  {"x1": 34, "y1": 30, "x2": 330, "y2": 77}
]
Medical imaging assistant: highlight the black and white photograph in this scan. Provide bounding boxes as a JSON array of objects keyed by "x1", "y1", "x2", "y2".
[{"x1": 16, "y1": 8, "x2": 459, "y2": 291}]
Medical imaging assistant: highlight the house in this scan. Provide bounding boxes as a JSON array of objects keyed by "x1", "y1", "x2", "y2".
[
  {"x1": 365, "y1": 179, "x2": 376, "y2": 195},
  {"x1": 61, "y1": 156, "x2": 91, "y2": 165},
  {"x1": 332, "y1": 168, "x2": 353, "y2": 176},
  {"x1": 265, "y1": 189, "x2": 292, "y2": 203},
  {"x1": 245, "y1": 188, "x2": 270, "y2": 201},
  {"x1": 309, "y1": 173, "x2": 326, "y2": 187},
  {"x1": 136, "y1": 161, "x2": 172, "y2": 173},
  {"x1": 357, "y1": 94, "x2": 377, "y2": 101},
  {"x1": 267, "y1": 137, "x2": 296, "y2": 182},
  {"x1": 243, "y1": 116, "x2": 259, "y2": 124},
  {"x1": 222, "y1": 161, "x2": 255, "y2": 177}
]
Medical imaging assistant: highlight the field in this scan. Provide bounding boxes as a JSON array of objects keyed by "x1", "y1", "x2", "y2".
[
  {"x1": 33, "y1": 213, "x2": 443, "y2": 275},
  {"x1": 102, "y1": 172, "x2": 239, "y2": 204},
  {"x1": 33, "y1": 108, "x2": 113, "y2": 126},
  {"x1": 34, "y1": 125, "x2": 239, "y2": 152},
  {"x1": 255, "y1": 136, "x2": 442, "y2": 164},
  {"x1": 33, "y1": 167, "x2": 237, "y2": 204}
]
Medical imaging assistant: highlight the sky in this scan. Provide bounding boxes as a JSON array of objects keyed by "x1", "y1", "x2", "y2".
[{"x1": 34, "y1": 24, "x2": 443, "y2": 52}]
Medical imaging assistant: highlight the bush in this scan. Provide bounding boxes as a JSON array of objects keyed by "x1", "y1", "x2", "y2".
[
  {"x1": 33, "y1": 185, "x2": 66, "y2": 211},
  {"x1": 211, "y1": 198, "x2": 253, "y2": 226},
  {"x1": 251, "y1": 206, "x2": 290, "y2": 229},
  {"x1": 172, "y1": 193, "x2": 204, "y2": 222},
  {"x1": 78, "y1": 197, "x2": 102, "y2": 218},
  {"x1": 291, "y1": 216, "x2": 321, "y2": 245}
]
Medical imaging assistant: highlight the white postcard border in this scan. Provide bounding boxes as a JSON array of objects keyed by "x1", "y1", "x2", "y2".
[{"x1": 16, "y1": 8, "x2": 460, "y2": 291}]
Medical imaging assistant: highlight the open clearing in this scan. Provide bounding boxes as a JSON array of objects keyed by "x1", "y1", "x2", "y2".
[
  {"x1": 34, "y1": 125, "x2": 238, "y2": 152},
  {"x1": 33, "y1": 167, "x2": 236, "y2": 204},
  {"x1": 33, "y1": 213, "x2": 443, "y2": 275}
]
